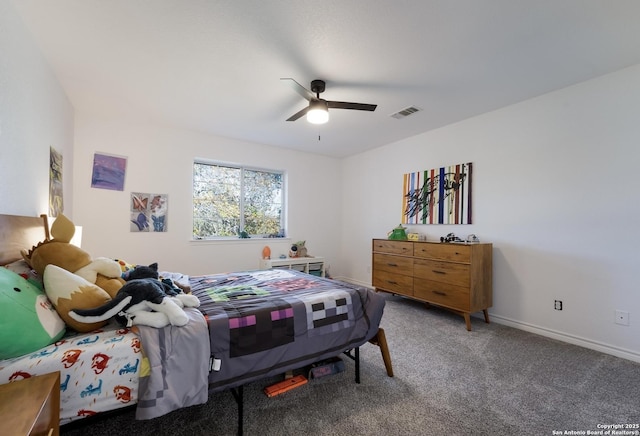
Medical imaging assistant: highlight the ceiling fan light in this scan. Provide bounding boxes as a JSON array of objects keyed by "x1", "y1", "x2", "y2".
[{"x1": 307, "y1": 100, "x2": 329, "y2": 124}]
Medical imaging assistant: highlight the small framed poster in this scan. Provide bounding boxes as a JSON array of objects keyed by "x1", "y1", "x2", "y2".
[{"x1": 91, "y1": 153, "x2": 127, "y2": 191}]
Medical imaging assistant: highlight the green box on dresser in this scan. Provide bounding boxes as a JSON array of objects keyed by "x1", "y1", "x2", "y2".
[{"x1": 372, "y1": 239, "x2": 492, "y2": 331}]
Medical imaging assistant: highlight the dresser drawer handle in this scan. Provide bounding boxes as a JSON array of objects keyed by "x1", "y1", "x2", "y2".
[
  {"x1": 387, "y1": 263, "x2": 398, "y2": 267},
  {"x1": 432, "y1": 270, "x2": 446, "y2": 275},
  {"x1": 432, "y1": 290, "x2": 446, "y2": 296},
  {"x1": 387, "y1": 280, "x2": 399, "y2": 285}
]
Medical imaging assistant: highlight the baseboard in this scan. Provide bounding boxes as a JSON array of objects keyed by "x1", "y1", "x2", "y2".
[
  {"x1": 334, "y1": 276, "x2": 640, "y2": 364},
  {"x1": 333, "y1": 276, "x2": 372, "y2": 289},
  {"x1": 489, "y1": 314, "x2": 640, "y2": 364}
]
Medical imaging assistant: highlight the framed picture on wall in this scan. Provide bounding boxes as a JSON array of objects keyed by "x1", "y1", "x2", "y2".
[
  {"x1": 130, "y1": 192, "x2": 168, "y2": 232},
  {"x1": 49, "y1": 146, "x2": 63, "y2": 217},
  {"x1": 91, "y1": 153, "x2": 127, "y2": 191},
  {"x1": 402, "y1": 162, "x2": 473, "y2": 224}
]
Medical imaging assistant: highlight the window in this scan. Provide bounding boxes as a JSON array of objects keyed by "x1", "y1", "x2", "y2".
[{"x1": 193, "y1": 161, "x2": 285, "y2": 239}]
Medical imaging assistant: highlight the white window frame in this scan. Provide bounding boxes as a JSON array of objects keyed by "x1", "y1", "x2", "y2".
[{"x1": 192, "y1": 160, "x2": 287, "y2": 240}]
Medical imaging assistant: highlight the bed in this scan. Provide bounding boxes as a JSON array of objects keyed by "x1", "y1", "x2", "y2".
[{"x1": 0, "y1": 214, "x2": 390, "y2": 433}]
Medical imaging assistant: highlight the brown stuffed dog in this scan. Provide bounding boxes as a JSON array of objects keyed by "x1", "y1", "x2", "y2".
[
  {"x1": 22, "y1": 214, "x2": 124, "y2": 298},
  {"x1": 21, "y1": 214, "x2": 126, "y2": 332}
]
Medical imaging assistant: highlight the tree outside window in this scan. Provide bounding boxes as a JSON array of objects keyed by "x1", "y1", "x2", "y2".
[{"x1": 193, "y1": 162, "x2": 285, "y2": 239}]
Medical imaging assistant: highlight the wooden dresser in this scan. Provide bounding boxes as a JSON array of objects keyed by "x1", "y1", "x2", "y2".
[
  {"x1": 372, "y1": 239, "x2": 493, "y2": 330},
  {"x1": 0, "y1": 372, "x2": 60, "y2": 436}
]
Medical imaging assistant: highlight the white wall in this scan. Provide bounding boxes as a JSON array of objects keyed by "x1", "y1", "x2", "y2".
[
  {"x1": 341, "y1": 64, "x2": 640, "y2": 362},
  {"x1": 72, "y1": 115, "x2": 343, "y2": 276},
  {"x1": 0, "y1": 0, "x2": 74, "y2": 217}
]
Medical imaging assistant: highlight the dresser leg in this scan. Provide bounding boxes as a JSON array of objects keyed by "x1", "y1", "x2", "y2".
[{"x1": 483, "y1": 309, "x2": 490, "y2": 324}]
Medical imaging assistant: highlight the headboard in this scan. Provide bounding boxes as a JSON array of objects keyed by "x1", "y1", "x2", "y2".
[{"x1": 0, "y1": 214, "x2": 49, "y2": 265}]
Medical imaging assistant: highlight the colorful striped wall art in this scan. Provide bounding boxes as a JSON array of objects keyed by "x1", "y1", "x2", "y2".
[{"x1": 402, "y1": 162, "x2": 473, "y2": 225}]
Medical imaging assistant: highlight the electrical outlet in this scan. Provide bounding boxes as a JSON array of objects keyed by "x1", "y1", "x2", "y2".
[
  {"x1": 554, "y1": 300, "x2": 563, "y2": 310},
  {"x1": 615, "y1": 310, "x2": 630, "y2": 326}
]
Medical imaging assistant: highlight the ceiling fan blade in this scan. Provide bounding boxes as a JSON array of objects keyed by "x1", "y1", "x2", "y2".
[
  {"x1": 281, "y1": 78, "x2": 315, "y2": 101},
  {"x1": 327, "y1": 101, "x2": 377, "y2": 111},
  {"x1": 286, "y1": 105, "x2": 310, "y2": 121}
]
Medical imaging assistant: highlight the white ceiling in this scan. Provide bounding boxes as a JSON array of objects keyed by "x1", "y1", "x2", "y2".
[{"x1": 12, "y1": 0, "x2": 640, "y2": 158}]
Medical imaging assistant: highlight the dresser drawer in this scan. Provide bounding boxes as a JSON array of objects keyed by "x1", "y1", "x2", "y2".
[
  {"x1": 414, "y1": 258, "x2": 470, "y2": 287},
  {"x1": 373, "y1": 253, "x2": 413, "y2": 275},
  {"x1": 372, "y1": 239, "x2": 413, "y2": 255},
  {"x1": 413, "y1": 279, "x2": 470, "y2": 310},
  {"x1": 373, "y1": 270, "x2": 413, "y2": 295},
  {"x1": 413, "y1": 243, "x2": 471, "y2": 263}
]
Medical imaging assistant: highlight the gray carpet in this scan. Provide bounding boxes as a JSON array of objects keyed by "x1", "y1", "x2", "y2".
[{"x1": 62, "y1": 293, "x2": 640, "y2": 436}]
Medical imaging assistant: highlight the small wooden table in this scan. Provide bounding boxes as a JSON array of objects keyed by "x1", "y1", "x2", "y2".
[{"x1": 0, "y1": 372, "x2": 60, "y2": 436}]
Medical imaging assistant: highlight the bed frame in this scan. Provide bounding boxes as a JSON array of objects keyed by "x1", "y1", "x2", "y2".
[{"x1": 229, "y1": 328, "x2": 392, "y2": 435}]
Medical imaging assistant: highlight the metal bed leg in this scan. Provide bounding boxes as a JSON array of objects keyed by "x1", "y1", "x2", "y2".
[
  {"x1": 343, "y1": 346, "x2": 361, "y2": 384},
  {"x1": 231, "y1": 346, "x2": 363, "y2": 435},
  {"x1": 230, "y1": 385, "x2": 244, "y2": 436},
  {"x1": 355, "y1": 346, "x2": 360, "y2": 383}
]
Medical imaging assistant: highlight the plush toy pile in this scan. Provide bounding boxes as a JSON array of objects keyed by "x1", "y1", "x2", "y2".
[
  {"x1": 70, "y1": 263, "x2": 200, "y2": 328},
  {"x1": 19, "y1": 214, "x2": 197, "y2": 331},
  {"x1": 0, "y1": 214, "x2": 200, "y2": 359}
]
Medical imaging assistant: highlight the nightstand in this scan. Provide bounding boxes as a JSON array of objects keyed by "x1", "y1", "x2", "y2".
[{"x1": 0, "y1": 372, "x2": 60, "y2": 436}]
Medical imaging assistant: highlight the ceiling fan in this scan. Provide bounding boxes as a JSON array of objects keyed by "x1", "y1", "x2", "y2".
[{"x1": 281, "y1": 78, "x2": 377, "y2": 124}]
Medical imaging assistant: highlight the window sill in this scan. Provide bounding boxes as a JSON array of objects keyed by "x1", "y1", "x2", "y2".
[{"x1": 190, "y1": 237, "x2": 291, "y2": 246}]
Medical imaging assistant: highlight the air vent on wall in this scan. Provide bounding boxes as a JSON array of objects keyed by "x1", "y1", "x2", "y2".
[{"x1": 390, "y1": 106, "x2": 421, "y2": 119}]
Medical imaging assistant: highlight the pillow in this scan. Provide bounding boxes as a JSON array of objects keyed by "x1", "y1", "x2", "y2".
[
  {"x1": 2, "y1": 259, "x2": 43, "y2": 290},
  {"x1": 0, "y1": 267, "x2": 66, "y2": 359},
  {"x1": 43, "y1": 264, "x2": 112, "y2": 332}
]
